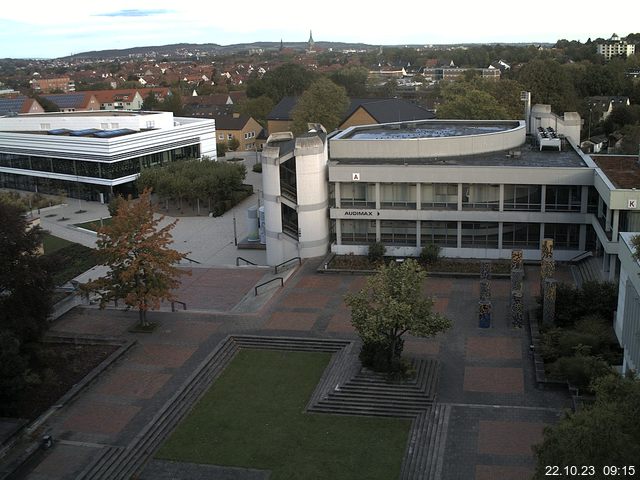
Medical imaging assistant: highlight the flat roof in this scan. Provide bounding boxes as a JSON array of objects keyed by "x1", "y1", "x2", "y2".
[
  {"x1": 12, "y1": 110, "x2": 159, "y2": 118},
  {"x1": 337, "y1": 120, "x2": 521, "y2": 140},
  {"x1": 331, "y1": 141, "x2": 588, "y2": 168},
  {"x1": 592, "y1": 155, "x2": 640, "y2": 189}
]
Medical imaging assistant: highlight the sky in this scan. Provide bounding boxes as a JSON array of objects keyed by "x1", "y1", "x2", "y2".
[{"x1": 2, "y1": 0, "x2": 639, "y2": 59}]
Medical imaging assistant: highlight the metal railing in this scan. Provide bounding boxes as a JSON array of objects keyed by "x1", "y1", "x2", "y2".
[
  {"x1": 171, "y1": 300, "x2": 187, "y2": 312},
  {"x1": 236, "y1": 256, "x2": 258, "y2": 266},
  {"x1": 183, "y1": 256, "x2": 201, "y2": 264},
  {"x1": 254, "y1": 277, "x2": 283, "y2": 296},
  {"x1": 274, "y1": 256, "x2": 302, "y2": 274}
]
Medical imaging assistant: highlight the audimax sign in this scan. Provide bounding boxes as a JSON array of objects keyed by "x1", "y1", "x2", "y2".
[{"x1": 344, "y1": 210, "x2": 380, "y2": 216}]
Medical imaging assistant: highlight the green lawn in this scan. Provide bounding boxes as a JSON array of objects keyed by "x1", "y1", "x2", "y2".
[
  {"x1": 157, "y1": 349, "x2": 411, "y2": 480},
  {"x1": 74, "y1": 217, "x2": 112, "y2": 232},
  {"x1": 43, "y1": 234, "x2": 99, "y2": 285}
]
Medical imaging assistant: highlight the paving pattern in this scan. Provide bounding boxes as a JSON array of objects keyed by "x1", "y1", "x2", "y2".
[{"x1": 13, "y1": 259, "x2": 572, "y2": 480}]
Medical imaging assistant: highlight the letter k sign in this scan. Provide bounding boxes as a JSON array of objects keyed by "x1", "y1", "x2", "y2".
[{"x1": 629, "y1": 199, "x2": 637, "y2": 209}]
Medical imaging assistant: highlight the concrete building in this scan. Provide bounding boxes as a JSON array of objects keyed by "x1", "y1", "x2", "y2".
[
  {"x1": 597, "y1": 33, "x2": 636, "y2": 60},
  {"x1": 615, "y1": 233, "x2": 640, "y2": 375},
  {"x1": 30, "y1": 77, "x2": 75, "y2": 93},
  {"x1": 0, "y1": 111, "x2": 216, "y2": 202}
]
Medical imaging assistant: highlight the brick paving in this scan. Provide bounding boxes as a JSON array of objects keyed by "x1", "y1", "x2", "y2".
[{"x1": 15, "y1": 259, "x2": 574, "y2": 479}]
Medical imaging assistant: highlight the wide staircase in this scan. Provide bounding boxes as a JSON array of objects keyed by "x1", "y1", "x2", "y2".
[{"x1": 571, "y1": 253, "x2": 603, "y2": 287}]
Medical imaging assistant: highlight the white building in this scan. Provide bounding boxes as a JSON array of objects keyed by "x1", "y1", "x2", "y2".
[
  {"x1": 0, "y1": 111, "x2": 216, "y2": 202},
  {"x1": 596, "y1": 33, "x2": 636, "y2": 60}
]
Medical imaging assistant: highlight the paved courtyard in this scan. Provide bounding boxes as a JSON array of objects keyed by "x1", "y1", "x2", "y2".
[{"x1": 12, "y1": 258, "x2": 571, "y2": 480}]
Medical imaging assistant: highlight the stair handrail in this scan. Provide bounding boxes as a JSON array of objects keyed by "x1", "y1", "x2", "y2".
[
  {"x1": 274, "y1": 256, "x2": 302, "y2": 274},
  {"x1": 255, "y1": 277, "x2": 283, "y2": 296},
  {"x1": 568, "y1": 251, "x2": 593, "y2": 264},
  {"x1": 236, "y1": 256, "x2": 258, "y2": 266}
]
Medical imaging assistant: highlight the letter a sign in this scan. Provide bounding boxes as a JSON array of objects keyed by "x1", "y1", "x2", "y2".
[{"x1": 352, "y1": 173, "x2": 360, "y2": 181}]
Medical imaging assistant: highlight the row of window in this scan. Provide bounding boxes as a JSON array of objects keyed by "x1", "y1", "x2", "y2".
[
  {"x1": 217, "y1": 131, "x2": 256, "y2": 141},
  {"x1": 0, "y1": 145, "x2": 200, "y2": 180},
  {"x1": 337, "y1": 183, "x2": 593, "y2": 212},
  {"x1": 339, "y1": 220, "x2": 581, "y2": 250}
]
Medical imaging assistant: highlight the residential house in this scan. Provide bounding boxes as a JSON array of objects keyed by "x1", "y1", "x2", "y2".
[
  {"x1": 30, "y1": 76, "x2": 75, "y2": 93},
  {"x1": 587, "y1": 96, "x2": 631, "y2": 122},
  {"x1": 266, "y1": 97, "x2": 435, "y2": 135},
  {"x1": 214, "y1": 114, "x2": 264, "y2": 152},
  {"x1": 41, "y1": 93, "x2": 100, "y2": 112},
  {"x1": 597, "y1": 34, "x2": 636, "y2": 60},
  {"x1": 0, "y1": 96, "x2": 44, "y2": 116}
]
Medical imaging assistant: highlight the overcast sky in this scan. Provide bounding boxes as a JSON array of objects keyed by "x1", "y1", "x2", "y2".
[{"x1": 2, "y1": 0, "x2": 639, "y2": 59}]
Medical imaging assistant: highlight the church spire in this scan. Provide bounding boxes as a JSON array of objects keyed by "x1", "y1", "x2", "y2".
[{"x1": 307, "y1": 30, "x2": 315, "y2": 53}]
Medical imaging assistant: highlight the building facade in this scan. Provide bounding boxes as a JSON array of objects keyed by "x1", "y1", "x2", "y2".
[
  {"x1": 0, "y1": 111, "x2": 216, "y2": 202},
  {"x1": 596, "y1": 34, "x2": 636, "y2": 60}
]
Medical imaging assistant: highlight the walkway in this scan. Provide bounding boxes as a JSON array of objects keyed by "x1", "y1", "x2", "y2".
[{"x1": 13, "y1": 259, "x2": 571, "y2": 480}]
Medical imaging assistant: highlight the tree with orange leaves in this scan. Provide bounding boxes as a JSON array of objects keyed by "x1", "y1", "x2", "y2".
[{"x1": 83, "y1": 189, "x2": 188, "y2": 327}]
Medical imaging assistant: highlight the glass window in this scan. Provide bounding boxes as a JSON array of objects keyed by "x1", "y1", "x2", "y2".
[
  {"x1": 461, "y1": 222, "x2": 499, "y2": 248},
  {"x1": 545, "y1": 185, "x2": 582, "y2": 212},
  {"x1": 544, "y1": 223, "x2": 579, "y2": 249},
  {"x1": 341, "y1": 219, "x2": 376, "y2": 244},
  {"x1": 380, "y1": 220, "x2": 416, "y2": 246},
  {"x1": 380, "y1": 183, "x2": 416, "y2": 209},
  {"x1": 420, "y1": 221, "x2": 457, "y2": 247},
  {"x1": 51, "y1": 158, "x2": 76, "y2": 175},
  {"x1": 502, "y1": 222, "x2": 540, "y2": 249},
  {"x1": 281, "y1": 203, "x2": 298, "y2": 239},
  {"x1": 504, "y1": 185, "x2": 542, "y2": 211},
  {"x1": 340, "y1": 182, "x2": 376, "y2": 208},
  {"x1": 421, "y1": 183, "x2": 457, "y2": 209},
  {"x1": 31, "y1": 157, "x2": 52, "y2": 172},
  {"x1": 462, "y1": 184, "x2": 499, "y2": 210}
]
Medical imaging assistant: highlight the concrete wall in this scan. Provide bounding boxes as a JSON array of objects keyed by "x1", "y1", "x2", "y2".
[
  {"x1": 529, "y1": 105, "x2": 581, "y2": 145},
  {"x1": 330, "y1": 120, "x2": 526, "y2": 159},
  {"x1": 0, "y1": 111, "x2": 175, "y2": 131}
]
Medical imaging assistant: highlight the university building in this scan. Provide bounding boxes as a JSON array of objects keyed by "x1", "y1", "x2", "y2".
[
  {"x1": 260, "y1": 107, "x2": 640, "y2": 374},
  {"x1": 0, "y1": 111, "x2": 216, "y2": 202}
]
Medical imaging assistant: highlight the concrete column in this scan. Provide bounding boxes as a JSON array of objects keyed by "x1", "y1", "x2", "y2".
[
  {"x1": 335, "y1": 182, "x2": 341, "y2": 208},
  {"x1": 605, "y1": 206, "x2": 612, "y2": 232},
  {"x1": 376, "y1": 219, "x2": 381, "y2": 242},
  {"x1": 498, "y1": 222, "x2": 503, "y2": 250},
  {"x1": 499, "y1": 184, "x2": 504, "y2": 212},
  {"x1": 539, "y1": 223, "x2": 545, "y2": 256},
  {"x1": 457, "y1": 220, "x2": 462, "y2": 249},
  {"x1": 580, "y1": 185, "x2": 589, "y2": 214},
  {"x1": 598, "y1": 196, "x2": 603, "y2": 218},
  {"x1": 609, "y1": 254, "x2": 617, "y2": 281},
  {"x1": 416, "y1": 220, "x2": 421, "y2": 248},
  {"x1": 540, "y1": 185, "x2": 546, "y2": 213},
  {"x1": 416, "y1": 183, "x2": 421, "y2": 210},
  {"x1": 335, "y1": 219, "x2": 342, "y2": 245},
  {"x1": 612, "y1": 210, "x2": 620, "y2": 239},
  {"x1": 579, "y1": 224, "x2": 587, "y2": 251},
  {"x1": 375, "y1": 182, "x2": 381, "y2": 210},
  {"x1": 457, "y1": 183, "x2": 463, "y2": 211}
]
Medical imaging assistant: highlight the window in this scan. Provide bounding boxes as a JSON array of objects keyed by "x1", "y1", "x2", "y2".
[
  {"x1": 380, "y1": 220, "x2": 416, "y2": 246},
  {"x1": 227, "y1": 134, "x2": 233, "y2": 140},
  {"x1": 341, "y1": 220, "x2": 376, "y2": 244},
  {"x1": 544, "y1": 223, "x2": 579, "y2": 249},
  {"x1": 218, "y1": 134, "x2": 224, "y2": 140},
  {"x1": 340, "y1": 182, "x2": 376, "y2": 208},
  {"x1": 545, "y1": 185, "x2": 581, "y2": 212},
  {"x1": 502, "y1": 223, "x2": 540, "y2": 249},
  {"x1": 503, "y1": 185, "x2": 541, "y2": 211},
  {"x1": 422, "y1": 183, "x2": 457, "y2": 209},
  {"x1": 462, "y1": 184, "x2": 499, "y2": 210},
  {"x1": 421, "y1": 221, "x2": 457, "y2": 247},
  {"x1": 461, "y1": 222, "x2": 499, "y2": 248},
  {"x1": 281, "y1": 204, "x2": 298, "y2": 239},
  {"x1": 380, "y1": 183, "x2": 416, "y2": 209}
]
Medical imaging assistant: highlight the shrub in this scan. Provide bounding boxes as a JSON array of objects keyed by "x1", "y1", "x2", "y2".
[
  {"x1": 107, "y1": 194, "x2": 125, "y2": 217},
  {"x1": 252, "y1": 163, "x2": 263, "y2": 173},
  {"x1": 420, "y1": 243, "x2": 441, "y2": 265},
  {"x1": 367, "y1": 241, "x2": 386, "y2": 263},
  {"x1": 359, "y1": 338, "x2": 406, "y2": 375},
  {"x1": 543, "y1": 281, "x2": 618, "y2": 328},
  {"x1": 227, "y1": 137, "x2": 240, "y2": 151},
  {"x1": 216, "y1": 142, "x2": 227, "y2": 157},
  {"x1": 548, "y1": 355, "x2": 612, "y2": 392}
]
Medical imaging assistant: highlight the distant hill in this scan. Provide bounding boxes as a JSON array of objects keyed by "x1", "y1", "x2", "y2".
[{"x1": 62, "y1": 41, "x2": 377, "y2": 60}]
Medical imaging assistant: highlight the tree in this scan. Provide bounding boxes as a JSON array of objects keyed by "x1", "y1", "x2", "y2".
[
  {"x1": 330, "y1": 66, "x2": 369, "y2": 97},
  {"x1": 227, "y1": 137, "x2": 240, "y2": 152},
  {"x1": 163, "y1": 89, "x2": 183, "y2": 116},
  {"x1": 291, "y1": 78, "x2": 349, "y2": 134},
  {"x1": 82, "y1": 189, "x2": 188, "y2": 327},
  {"x1": 344, "y1": 259, "x2": 452, "y2": 372},
  {"x1": 438, "y1": 87, "x2": 509, "y2": 119},
  {"x1": 0, "y1": 201, "x2": 53, "y2": 413},
  {"x1": 533, "y1": 374, "x2": 640, "y2": 478},
  {"x1": 142, "y1": 91, "x2": 159, "y2": 110},
  {"x1": 246, "y1": 63, "x2": 317, "y2": 103},
  {"x1": 235, "y1": 95, "x2": 274, "y2": 127},
  {"x1": 516, "y1": 59, "x2": 579, "y2": 113},
  {"x1": 0, "y1": 202, "x2": 53, "y2": 344}
]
